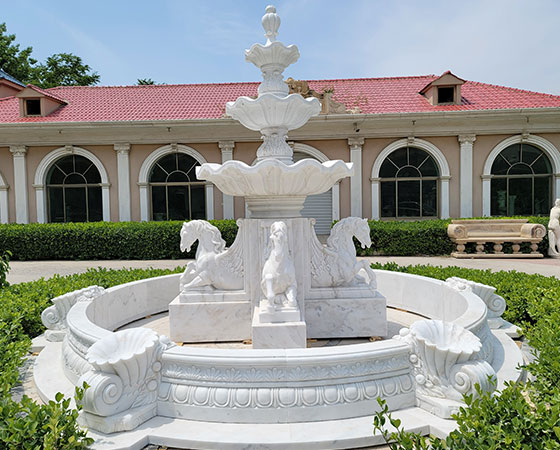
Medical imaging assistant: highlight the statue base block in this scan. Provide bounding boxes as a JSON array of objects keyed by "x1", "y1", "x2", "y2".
[
  {"x1": 305, "y1": 292, "x2": 387, "y2": 339},
  {"x1": 252, "y1": 306, "x2": 307, "y2": 349},
  {"x1": 169, "y1": 295, "x2": 251, "y2": 343},
  {"x1": 258, "y1": 304, "x2": 301, "y2": 323}
]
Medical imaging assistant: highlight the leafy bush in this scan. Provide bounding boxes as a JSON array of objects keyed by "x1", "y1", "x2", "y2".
[
  {"x1": 374, "y1": 385, "x2": 560, "y2": 449},
  {"x1": 0, "y1": 266, "x2": 183, "y2": 448},
  {"x1": 0, "y1": 220, "x2": 238, "y2": 261},
  {"x1": 0, "y1": 250, "x2": 10, "y2": 289}
]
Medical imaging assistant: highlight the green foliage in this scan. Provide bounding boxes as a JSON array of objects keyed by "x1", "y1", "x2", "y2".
[
  {"x1": 0, "y1": 220, "x2": 238, "y2": 261},
  {"x1": 0, "y1": 23, "x2": 36, "y2": 82},
  {"x1": 374, "y1": 385, "x2": 560, "y2": 449},
  {"x1": 31, "y1": 53, "x2": 99, "y2": 88},
  {"x1": 361, "y1": 216, "x2": 549, "y2": 256},
  {"x1": 0, "y1": 22, "x2": 98, "y2": 88},
  {"x1": 0, "y1": 382, "x2": 94, "y2": 449},
  {"x1": 137, "y1": 78, "x2": 156, "y2": 85},
  {"x1": 0, "y1": 250, "x2": 10, "y2": 289},
  {"x1": 373, "y1": 263, "x2": 560, "y2": 449},
  {"x1": 0, "y1": 266, "x2": 183, "y2": 448}
]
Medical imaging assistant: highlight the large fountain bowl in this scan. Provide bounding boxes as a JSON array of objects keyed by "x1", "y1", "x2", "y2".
[
  {"x1": 197, "y1": 158, "x2": 352, "y2": 197},
  {"x1": 226, "y1": 93, "x2": 321, "y2": 132}
]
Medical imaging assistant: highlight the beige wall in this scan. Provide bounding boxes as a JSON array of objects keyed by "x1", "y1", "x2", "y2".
[{"x1": 4, "y1": 131, "x2": 560, "y2": 224}]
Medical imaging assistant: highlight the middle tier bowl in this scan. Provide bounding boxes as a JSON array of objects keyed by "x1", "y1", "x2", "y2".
[{"x1": 197, "y1": 158, "x2": 353, "y2": 218}]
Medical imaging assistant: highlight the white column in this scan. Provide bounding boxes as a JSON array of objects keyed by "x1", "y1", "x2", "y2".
[
  {"x1": 482, "y1": 175, "x2": 491, "y2": 216},
  {"x1": 139, "y1": 183, "x2": 149, "y2": 221},
  {"x1": 114, "y1": 143, "x2": 131, "y2": 222},
  {"x1": 555, "y1": 174, "x2": 560, "y2": 201},
  {"x1": 458, "y1": 134, "x2": 476, "y2": 218},
  {"x1": 370, "y1": 177, "x2": 380, "y2": 220},
  {"x1": 10, "y1": 145, "x2": 29, "y2": 223},
  {"x1": 33, "y1": 185, "x2": 46, "y2": 223},
  {"x1": 205, "y1": 184, "x2": 214, "y2": 220},
  {"x1": 219, "y1": 141, "x2": 235, "y2": 219},
  {"x1": 440, "y1": 176, "x2": 450, "y2": 219},
  {"x1": 101, "y1": 183, "x2": 111, "y2": 221},
  {"x1": 332, "y1": 183, "x2": 340, "y2": 221},
  {"x1": 348, "y1": 137, "x2": 364, "y2": 218},
  {"x1": 0, "y1": 185, "x2": 8, "y2": 223}
]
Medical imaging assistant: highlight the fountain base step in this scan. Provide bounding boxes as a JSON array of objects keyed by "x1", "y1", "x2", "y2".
[
  {"x1": 169, "y1": 295, "x2": 251, "y2": 342},
  {"x1": 252, "y1": 306, "x2": 307, "y2": 348}
]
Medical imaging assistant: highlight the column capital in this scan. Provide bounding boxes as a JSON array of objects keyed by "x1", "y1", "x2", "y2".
[
  {"x1": 348, "y1": 137, "x2": 364, "y2": 149},
  {"x1": 9, "y1": 145, "x2": 28, "y2": 156},
  {"x1": 458, "y1": 134, "x2": 476, "y2": 145},
  {"x1": 114, "y1": 143, "x2": 131, "y2": 154},
  {"x1": 218, "y1": 140, "x2": 235, "y2": 152}
]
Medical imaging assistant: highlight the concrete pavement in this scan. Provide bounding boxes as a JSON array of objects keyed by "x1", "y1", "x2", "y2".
[{"x1": 6, "y1": 255, "x2": 559, "y2": 284}]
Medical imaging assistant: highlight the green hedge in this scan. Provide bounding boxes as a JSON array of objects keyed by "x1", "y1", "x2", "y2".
[
  {"x1": 0, "y1": 217, "x2": 550, "y2": 260},
  {"x1": 0, "y1": 220, "x2": 238, "y2": 261},
  {"x1": 360, "y1": 216, "x2": 549, "y2": 257}
]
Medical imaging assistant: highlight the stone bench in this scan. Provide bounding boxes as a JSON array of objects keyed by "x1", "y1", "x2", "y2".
[{"x1": 447, "y1": 219, "x2": 546, "y2": 258}]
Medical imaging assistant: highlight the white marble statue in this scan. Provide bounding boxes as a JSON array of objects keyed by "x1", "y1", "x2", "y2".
[
  {"x1": 261, "y1": 221, "x2": 298, "y2": 314},
  {"x1": 548, "y1": 198, "x2": 560, "y2": 258},
  {"x1": 179, "y1": 220, "x2": 244, "y2": 291},
  {"x1": 311, "y1": 217, "x2": 376, "y2": 288}
]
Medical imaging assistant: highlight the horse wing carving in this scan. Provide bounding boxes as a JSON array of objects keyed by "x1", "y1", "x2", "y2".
[
  {"x1": 310, "y1": 217, "x2": 376, "y2": 289},
  {"x1": 179, "y1": 220, "x2": 244, "y2": 292}
]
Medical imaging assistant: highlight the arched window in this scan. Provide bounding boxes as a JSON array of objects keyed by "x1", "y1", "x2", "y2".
[
  {"x1": 379, "y1": 147, "x2": 439, "y2": 218},
  {"x1": 490, "y1": 143, "x2": 552, "y2": 216},
  {"x1": 149, "y1": 152, "x2": 206, "y2": 220},
  {"x1": 46, "y1": 155, "x2": 103, "y2": 222}
]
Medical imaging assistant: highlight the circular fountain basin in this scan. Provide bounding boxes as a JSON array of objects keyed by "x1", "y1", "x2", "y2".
[{"x1": 35, "y1": 270, "x2": 522, "y2": 448}]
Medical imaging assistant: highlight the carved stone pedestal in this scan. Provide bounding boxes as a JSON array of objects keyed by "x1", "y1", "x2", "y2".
[
  {"x1": 252, "y1": 306, "x2": 306, "y2": 349},
  {"x1": 171, "y1": 216, "x2": 387, "y2": 347}
]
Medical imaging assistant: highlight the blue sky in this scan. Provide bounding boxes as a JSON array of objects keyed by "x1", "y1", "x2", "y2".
[{"x1": 2, "y1": 0, "x2": 559, "y2": 93}]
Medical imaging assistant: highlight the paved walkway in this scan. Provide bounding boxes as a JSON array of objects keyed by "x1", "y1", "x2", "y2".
[{"x1": 6, "y1": 255, "x2": 559, "y2": 284}]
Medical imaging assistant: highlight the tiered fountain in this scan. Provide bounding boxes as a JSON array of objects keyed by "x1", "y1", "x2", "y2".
[
  {"x1": 34, "y1": 6, "x2": 524, "y2": 449},
  {"x1": 168, "y1": 4, "x2": 385, "y2": 349}
]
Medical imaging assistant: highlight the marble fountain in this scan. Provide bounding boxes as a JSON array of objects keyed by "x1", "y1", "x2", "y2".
[{"x1": 34, "y1": 6, "x2": 524, "y2": 449}]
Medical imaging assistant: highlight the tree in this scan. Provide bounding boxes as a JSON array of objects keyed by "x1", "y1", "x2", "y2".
[
  {"x1": 137, "y1": 78, "x2": 156, "y2": 85},
  {"x1": 0, "y1": 23, "x2": 99, "y2": 88},
  {"x1": 31, "y1": 53, "x2": 100, "y2": 88},
  {"x1": 0, "y1": 23, "x2": 36, "y2": 82}
]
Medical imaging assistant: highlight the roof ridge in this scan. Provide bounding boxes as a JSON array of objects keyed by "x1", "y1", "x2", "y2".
[
  {"x1": 467, "y1": 80, "x2": 560, "y2": 99},
  {"x1": 45, "y1": 74, "x2": 438, "y2": 91}
]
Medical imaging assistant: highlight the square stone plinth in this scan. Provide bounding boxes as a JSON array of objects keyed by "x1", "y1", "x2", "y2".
[
  {"x1": 305, "y1": 293, "x2": 387, "y2": 339},
  {"x1": 252, "y1": 307, "x2": 307, "y2": 349},
  {"x1": 169, "y1": 295, "x2": 251, "y2": 343}
]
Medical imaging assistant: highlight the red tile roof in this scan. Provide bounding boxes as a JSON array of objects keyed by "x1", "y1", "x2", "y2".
[{"x1": 0, "y1": 75, "x2": 559, "y2": 123}]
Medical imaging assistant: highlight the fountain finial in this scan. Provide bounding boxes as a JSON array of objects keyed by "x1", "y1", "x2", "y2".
[{"x1": 262, "y1": 5, "x2": 280, "y2": 44}]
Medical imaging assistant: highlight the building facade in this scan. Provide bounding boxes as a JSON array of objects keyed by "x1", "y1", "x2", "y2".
[{"x1": 1, "y1": 70, "x2": 560, "y2": 230}]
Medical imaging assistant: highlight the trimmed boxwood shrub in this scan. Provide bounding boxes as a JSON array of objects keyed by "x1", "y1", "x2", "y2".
[
  {"x1": 0, "y1": 220, "x2": 238, "y2": 261},
  {"x1": 0, "y1": 217, "x2": 549, "y2": 260}
]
